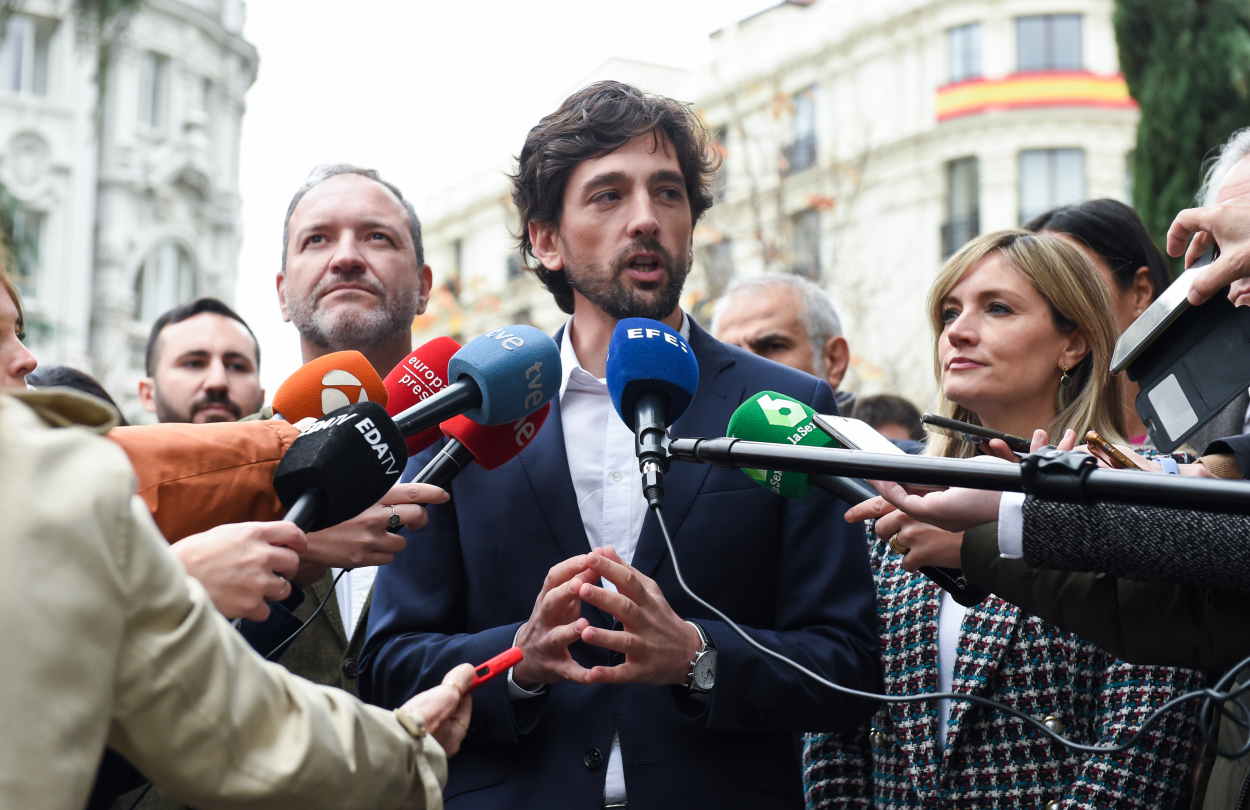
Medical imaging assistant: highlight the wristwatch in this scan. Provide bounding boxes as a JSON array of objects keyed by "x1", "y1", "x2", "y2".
[{"x1": 685, "y1": 621, "x2": 717, "y2": 694}]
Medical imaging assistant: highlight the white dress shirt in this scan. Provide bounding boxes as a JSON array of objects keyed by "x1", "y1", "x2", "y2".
[
  {"x1": 510, "y1": 314, "x2": 690, "y2": 806},
  {"x1": 331, "y1": 566, "x2": 376, "y2": 641}
]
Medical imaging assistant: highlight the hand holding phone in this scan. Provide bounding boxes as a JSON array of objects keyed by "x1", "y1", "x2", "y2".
[{"x1": 1084, "y1": 430, "x2": 1145, "y2": 471}]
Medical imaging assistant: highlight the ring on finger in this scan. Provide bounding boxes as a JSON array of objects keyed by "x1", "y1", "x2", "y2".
[
  {"x1": 888, "y1": 533, "x2": 909, "y2": 555},
  {"x1": 385, "y1": 504, "x2": 404, "y2": 534}
]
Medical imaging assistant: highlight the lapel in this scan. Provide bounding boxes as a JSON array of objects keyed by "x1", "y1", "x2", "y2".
[
  {"x1": 305, "y1": 570, "x2": 348, "y2": 648},
  {"x1": 942, "y1": 594, "x2": 1020, "y2": 755},
  {"x1": 630, "y1": 320, "x2": 735, "y2": 581},
  {"x1": 516, "y1": 392, "x2": 595, "y2": 562}
]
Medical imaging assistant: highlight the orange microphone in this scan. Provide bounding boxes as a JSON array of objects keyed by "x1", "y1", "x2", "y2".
[{"x1": 272, "y1": 350, "x2": 388, "y2": 422}]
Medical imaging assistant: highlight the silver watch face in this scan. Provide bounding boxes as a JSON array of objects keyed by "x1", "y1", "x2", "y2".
[{"x1": 692, "y1": 649, "x2": 717, "y2": 691}]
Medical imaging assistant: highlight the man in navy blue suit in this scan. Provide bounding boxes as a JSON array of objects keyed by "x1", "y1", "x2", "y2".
[{"x1": 361, "y1": 80, "x2": 881, "y2": 809}]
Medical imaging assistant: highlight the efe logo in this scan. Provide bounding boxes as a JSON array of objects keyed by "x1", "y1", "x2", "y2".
[
  {"x1": 756, "y1": 394, "x2": 806, "y2": 428},
  {"x1": 320, "y1": 369, "x2": 371, "y2": 414}
]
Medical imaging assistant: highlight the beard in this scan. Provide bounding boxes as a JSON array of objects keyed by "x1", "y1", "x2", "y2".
[
  {"x1": 153, "y1": 387, "x2": 247, "y2": 424},
  {"x1": 287, "y1": 277, "x2": 421, "y2": 354},
  {"x1": 564, "y1": 237, "x2": 690, "y2": 321}
]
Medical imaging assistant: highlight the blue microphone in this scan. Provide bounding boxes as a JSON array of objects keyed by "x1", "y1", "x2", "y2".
[
  {"x1": 392, "y1": 325, "x2": 560, "y2": 437},
  {"x1": 606, "y1": 318, "x2": 700, "y2": 507}
]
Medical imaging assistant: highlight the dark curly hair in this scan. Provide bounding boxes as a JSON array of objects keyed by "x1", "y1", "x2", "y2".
[{"x1": 511, "y1": 81, "x2": 720, "y2": 313}]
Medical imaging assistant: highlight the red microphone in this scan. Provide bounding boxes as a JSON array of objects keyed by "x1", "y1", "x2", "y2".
[
  {"x1": 412, "y1": 403, "x2": 551, "y2": 489},
  {"x1": 383, "y1": 337, "x2": 461, "y2": 456},
  {"x1": 272, "y1": 350, "x2": 387, "y2": 421}
]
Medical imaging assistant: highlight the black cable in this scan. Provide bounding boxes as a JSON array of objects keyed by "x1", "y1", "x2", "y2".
[
  {"x1": 651, "y1": 501, "x2": 1250, "y2": 757},
  {"x1": 265, "y1": 568, "x2": 348, "y2": 661}
]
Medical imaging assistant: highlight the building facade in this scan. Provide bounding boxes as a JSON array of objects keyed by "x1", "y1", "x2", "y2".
[
  {"x1": 0, "y1": 0, "x2": 256, "y2": 418},
  {"x1": 417, "y1": 0, "x2": 1137, "y2": 409}
]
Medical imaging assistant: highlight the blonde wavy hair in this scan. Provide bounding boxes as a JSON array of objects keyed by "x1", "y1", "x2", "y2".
[{"x1": 926, "y1": 229, "x2": 1125, "y2": 459}]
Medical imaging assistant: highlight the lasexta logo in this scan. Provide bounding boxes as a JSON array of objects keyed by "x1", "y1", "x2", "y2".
[{"x1": 757, "y1": 394, "x2": 806, "y2": 428}]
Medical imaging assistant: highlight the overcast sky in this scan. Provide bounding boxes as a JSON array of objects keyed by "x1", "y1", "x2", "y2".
[{"x1": 234, "y1": 0, "x2": 771, "y2": 394}]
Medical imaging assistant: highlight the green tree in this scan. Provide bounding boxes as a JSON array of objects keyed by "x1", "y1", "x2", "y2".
[{"x1": 1115, "y1": 0, "x2": 1250, "y2": 269}]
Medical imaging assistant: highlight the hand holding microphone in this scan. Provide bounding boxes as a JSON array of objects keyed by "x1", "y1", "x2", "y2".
[{"x1": 171, "y1": 521, "x2": 307, "y2": 621}]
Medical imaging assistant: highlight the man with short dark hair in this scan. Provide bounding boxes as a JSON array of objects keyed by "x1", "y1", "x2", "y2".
[
  {"x1": 363, "y1": 81, "x2": 880, "y2": 809},
  {"x1": 138, "y1": 297, "x2": 265, "y2": 424}
]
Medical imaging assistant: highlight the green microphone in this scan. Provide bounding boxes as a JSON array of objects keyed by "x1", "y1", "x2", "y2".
[
  {"x1": 726, "y1": 391, "x2": 838, "y2": 498},
  {"x1": 726, "y1": 391, "x2": 990, "y2": 606}
]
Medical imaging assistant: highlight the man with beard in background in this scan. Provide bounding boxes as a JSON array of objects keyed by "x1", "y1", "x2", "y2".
[{"x1": 138, "y1": 297, "x2": 265, "y2": 424}]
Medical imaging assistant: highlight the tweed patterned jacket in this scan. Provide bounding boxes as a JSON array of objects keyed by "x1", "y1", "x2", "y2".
[{"x1": 803, "y1": 526, "x2": 1204, "y2": 809}]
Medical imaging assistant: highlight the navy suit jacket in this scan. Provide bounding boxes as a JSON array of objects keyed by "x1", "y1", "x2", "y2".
[{"x1": 360, "y1": 320, "x2": 881, "y2": 809}]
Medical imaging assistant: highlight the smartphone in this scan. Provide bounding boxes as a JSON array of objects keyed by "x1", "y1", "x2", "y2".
[
  {"x1": 921, "y1": 413, "x2": 1032, "y2": 454},
  {"x1": 1084, "y1": 430, "x2": 1145, "y2": 471},
  {"x1": 468, "y1": 647, "x2": 524, "y2": 692},
  {"x1": 812, "y1": 414, "x2": 907, "y2": 455}
]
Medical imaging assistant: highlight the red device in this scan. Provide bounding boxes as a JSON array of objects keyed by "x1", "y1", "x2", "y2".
[{"x1": 469, "y1": 647, "x2": 524, "y2": 691}]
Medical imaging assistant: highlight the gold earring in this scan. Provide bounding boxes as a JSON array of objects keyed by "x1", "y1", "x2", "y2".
[{"x1": 1059, "y1": 365, "x2": 1070, "y2": 386}]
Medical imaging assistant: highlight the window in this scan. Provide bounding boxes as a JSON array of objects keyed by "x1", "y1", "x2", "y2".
[
  {"x1": 713, "y1": 125, "x2": 729, "y2": 201},
  {"x1": 134, "y1": 242, "x2": 196, "y2": 323},
  {"x1": 1016, "y1": 14, "x2": 1082, "y2": 72},
  {"x1": 139, "y1": 51, "x2": 170, "y2": 129},
  {"x1": 781, "y1": 86, "x2": 816, "y2": 176},
  {"x1": 0, "y1": 14, "x2": 53, "y2": 96},
  {"x1": 1018, "y1": 148, "x2": 1085, "y2": 224},
  {"x1": 942, "y1": 157, "x2": 980, "y2": 258},
  {"x1": 947, "y1": 23, "x2": 982, "y2": 83},
  {"x1": 791, "y1": 209, "x2": 822, "y2": 280},
  {"x1": 8, "y1": 207, "x2": 45, "y2": 297}
]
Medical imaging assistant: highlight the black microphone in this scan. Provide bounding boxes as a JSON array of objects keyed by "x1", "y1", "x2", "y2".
[{"x1": 273, "y1": 401, "x2": 406, "y2": 532}]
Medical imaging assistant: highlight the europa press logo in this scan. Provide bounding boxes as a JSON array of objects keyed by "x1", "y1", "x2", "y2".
[{"x1": 320, "y1": 369, "x2": 372, "y2": 414}]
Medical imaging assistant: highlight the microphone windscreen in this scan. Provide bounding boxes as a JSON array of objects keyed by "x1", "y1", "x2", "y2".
[
  {"x1": 726, "y1": 391, "x2": 833, "y2": 497},
  {"x1": 606, "y1": 318, "x2": 699, "y2": 430},
  {"x1": 441, "y1": 402, "x2": 550, "y2": 470},
  {"x1": 384, "y1": 337, "x2": 462, "y2": 455},
  {"x1": 273, "y1": 351, "x2": 387, "y2": 421},
  {"x1": 447, "y1": 326, "x2": 560, "y2": 424},
  {"x1": 273, "y1": 401, "x2": 405, "y2": 531}
]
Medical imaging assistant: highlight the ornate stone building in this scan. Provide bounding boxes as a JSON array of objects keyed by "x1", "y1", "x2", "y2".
[
  {"x1": 0, "y1": 0, "x2": 256, "y2": 416},
  {"x1": 417, "y1": 0, "x2": 1137, "y2": 409}
]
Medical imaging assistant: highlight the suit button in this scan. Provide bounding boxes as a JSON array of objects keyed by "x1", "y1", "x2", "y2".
[
  {"x1": 1042, "y1": 714, "x2": 1065, "y2": 734},
  {"x1": 342, "y1": 657, "x2": 357, "y2": 677},
  {"x1": 583, "y1": 747, "x2": 603, "y2": 770}
]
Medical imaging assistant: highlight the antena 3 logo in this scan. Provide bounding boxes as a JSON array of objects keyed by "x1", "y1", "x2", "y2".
[
  {"x1": 624, "y1": 326, "x2": 690, "y2": 353},
  {"x1": 320, "y1": 369, "x2": 371, "y2": 414},
  {"x1": 396, "y1": 356, "x2": 445, "y2": 402}
]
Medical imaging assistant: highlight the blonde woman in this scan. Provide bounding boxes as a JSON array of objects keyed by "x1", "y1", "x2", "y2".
[
  {"x1": 802, "y1": 231, "x2": 1203, "y2": 808},
  {"x1": 0, "y1": 264, "x2": 37, "y2": 390}
]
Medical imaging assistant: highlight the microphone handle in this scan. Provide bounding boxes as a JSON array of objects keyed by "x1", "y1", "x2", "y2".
[
  {"x1": 392, "y1": 380, "x2": 481, "y2": 437},
  {"x1": 413, "y1": 439, "x2": 476, "y2": 489},
  {"x1": 283, "y1": 489, "x2": 321, "y2": 532},
  {"x1": 809, "y1": 474, "x2": 990, "y2": 607}
]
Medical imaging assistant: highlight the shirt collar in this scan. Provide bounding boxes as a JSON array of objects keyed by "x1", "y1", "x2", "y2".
[{"x1": 558, "y1": 312, "x2": 691, "y2": 401}]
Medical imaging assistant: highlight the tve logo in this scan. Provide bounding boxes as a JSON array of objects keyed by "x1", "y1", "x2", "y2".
[
  {"x1": 320, "y1": 369, "x2": 372, "y2": 414},
  {"x1": 756, "y1": 394, "x2": 806, "y2": 428},
  {"x1": 624, "y1": 326, "x2": 690, "y2": 353}
]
